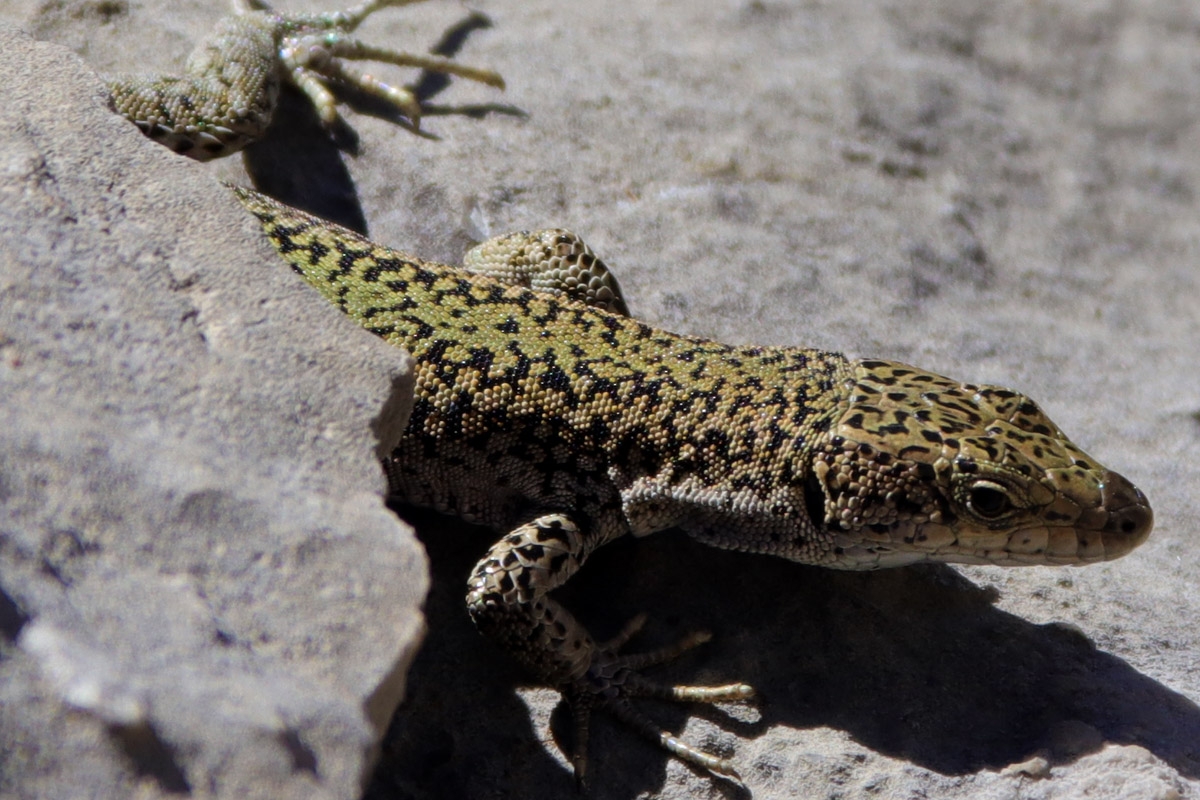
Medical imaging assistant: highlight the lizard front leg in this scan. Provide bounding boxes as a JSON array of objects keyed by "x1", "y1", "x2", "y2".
[
  {"x1": 466, "y1": 513, "x2": 754, "y2": 786},
  {"x1": 462, "y1": 230, "x2": 630, "y2": 316}
]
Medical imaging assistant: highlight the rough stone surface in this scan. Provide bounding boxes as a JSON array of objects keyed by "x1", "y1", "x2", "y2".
[
  {"x1": 3, "y1": 0, "x2": 1199, "y2": 798},
  {"x1": 0, "y1": 27, "x2": 422, "y2": 800}
]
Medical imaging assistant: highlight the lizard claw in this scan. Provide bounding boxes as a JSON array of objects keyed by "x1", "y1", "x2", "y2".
[{"x1": 563, "y1": 616, "x2": 755, "y2": 787}]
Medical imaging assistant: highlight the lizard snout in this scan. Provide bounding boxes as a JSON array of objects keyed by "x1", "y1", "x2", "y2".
[{"x1": 1097, "y1": 470, "x2": 1153, "y2": 557}]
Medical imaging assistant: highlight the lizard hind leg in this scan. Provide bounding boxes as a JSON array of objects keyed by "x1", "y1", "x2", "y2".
[
  {"x1": 108, "y1": 0, "x2": 503, "y2": 160},
  {"x1": 465, "y1": 514, "x2": 755, "y2": 786},
  {"x1": 285, "y1": 50, "x2": 421, "y2": 125},
  {"x1": 277, "y1": 0, "x2": 504, "y2": 130},
  {"x1": 281, "y1": 34, "x2": 505, "y2": 128}
]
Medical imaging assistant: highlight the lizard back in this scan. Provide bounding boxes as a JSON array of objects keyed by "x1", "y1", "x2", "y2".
[{"x1": 238, "y1": 188, "x2": 856, "y2": 556}]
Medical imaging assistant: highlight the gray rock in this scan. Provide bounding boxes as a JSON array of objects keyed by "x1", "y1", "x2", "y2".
[{"x1": 0, "y1": 29, "x2": 422, "y2": 800}]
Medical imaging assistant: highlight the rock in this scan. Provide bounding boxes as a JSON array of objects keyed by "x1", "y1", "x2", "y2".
[{"x1": 0, "y1": 29, "x2": 422, "y2": 800}]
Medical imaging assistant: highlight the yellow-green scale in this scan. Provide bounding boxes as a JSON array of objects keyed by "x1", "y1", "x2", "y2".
[{"x1": 239, "y1": 188, "x2": 853, "y2": 501}]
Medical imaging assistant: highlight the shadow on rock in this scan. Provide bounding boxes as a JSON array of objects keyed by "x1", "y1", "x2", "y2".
[{"x1": 368, "y1": 511, "x2": 1199, "y2": 799}]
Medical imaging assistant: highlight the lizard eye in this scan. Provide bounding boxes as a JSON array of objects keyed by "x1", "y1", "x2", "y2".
[{"x1": 967, "y1": 482, "x2": 1011, "y2": 518}]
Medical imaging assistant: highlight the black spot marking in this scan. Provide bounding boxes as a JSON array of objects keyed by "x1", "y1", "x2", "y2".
[
  {"x1": 804, "y1": 473, "x2": 827, "y2": 525},
  {"x1": 518, "y1": 544, "x2": 546, "y2": 561}
]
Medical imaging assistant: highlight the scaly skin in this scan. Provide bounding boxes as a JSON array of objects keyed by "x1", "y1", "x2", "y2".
[
  {"x1": 233, "y1": 186, "x2": 1152, "y2": 782},
  {"x1": 105, "y1": 0, "x2": 503, "y2": 160}
]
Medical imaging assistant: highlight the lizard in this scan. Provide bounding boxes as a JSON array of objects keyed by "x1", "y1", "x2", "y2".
[
  {"x1": 233, "y1": 188, "x2": 1154, "y2": 784},
  {"x1": 101, "y1": 0, "x2": 1155, "y2": 786}
]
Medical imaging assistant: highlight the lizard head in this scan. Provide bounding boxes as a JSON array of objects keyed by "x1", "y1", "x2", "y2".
[{"x1": 808, "y1": 359, "x2": 1152, "y2": 568}]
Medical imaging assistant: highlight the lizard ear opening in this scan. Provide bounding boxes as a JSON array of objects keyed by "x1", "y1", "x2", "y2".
[{"x1": 804, "y1": 472, "x2": 828, "y2": 530}]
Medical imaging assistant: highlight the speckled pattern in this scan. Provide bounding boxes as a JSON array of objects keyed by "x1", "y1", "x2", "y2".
[
  {"x1": 105, "y1": 0, "x2": 503, "y2": 160},
  {"x1": 234, "y1": 185, "x2": 1152, "y2": 782}
]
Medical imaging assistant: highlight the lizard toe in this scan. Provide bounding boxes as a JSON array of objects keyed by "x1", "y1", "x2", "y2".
[{"x1": 563, "y1": 616, "x2": 755, "y2": 785}]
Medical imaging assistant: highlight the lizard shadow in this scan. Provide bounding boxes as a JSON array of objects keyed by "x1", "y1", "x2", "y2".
[
  {"x1": 241, "y1": 11, "x2": 523, "y2": 233},
  {"x1": 365, "y1": 507, "x2": 571, "y2": 800},
  {"x1": 367, "y1": 509, "x2": 1200, "y2": 799}
]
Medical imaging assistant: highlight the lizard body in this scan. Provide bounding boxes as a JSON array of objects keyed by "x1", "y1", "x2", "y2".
[
  {"x1": 235, "y1": 186, "x2": 1152, "y2": 780},
  {"x1": 103, "y1": 0, "x2": 1154, "y2": 783}
]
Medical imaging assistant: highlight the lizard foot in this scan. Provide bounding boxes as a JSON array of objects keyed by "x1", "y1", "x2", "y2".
[
  {"x1": 564, "y1": 613, "x2": 755, "y2": 789},
  {"x1": 466, "y1": 515, "x2": 754, "y2": 786}
]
